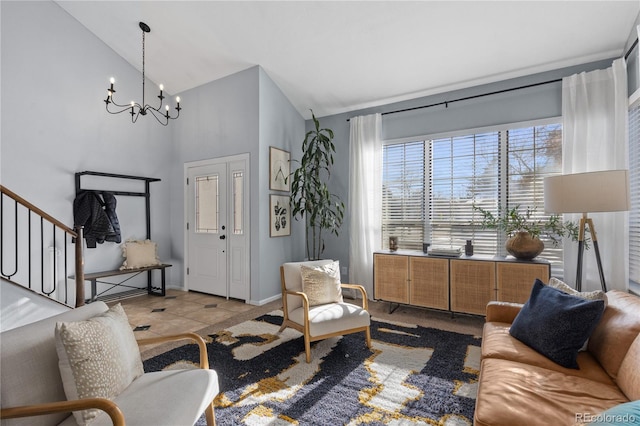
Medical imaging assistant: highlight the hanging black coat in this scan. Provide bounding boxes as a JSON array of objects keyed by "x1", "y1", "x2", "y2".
[{"x1": 73, "y1": 191, "x2": 121, "y2": 248}]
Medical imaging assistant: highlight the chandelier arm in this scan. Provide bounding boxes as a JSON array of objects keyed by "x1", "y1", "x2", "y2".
[
  {"x1": 146, "y1": 107, "x2": 170, "y2": 126},
  {"x1": 106, "y1": 103, "x2": 137, "y2": 115}
]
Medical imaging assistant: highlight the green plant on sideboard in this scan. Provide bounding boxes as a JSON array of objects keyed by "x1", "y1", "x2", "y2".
[
  {"x1": 472, "y1": 204, "x2": 584, "y2": 259},
  {"x1": 288, "y1": 110, "x2": 345, "y2": 260}
]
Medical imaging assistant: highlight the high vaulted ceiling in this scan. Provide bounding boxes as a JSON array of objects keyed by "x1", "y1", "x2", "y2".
[{"x1": 56, "y1": 1, "x2": 639, "y2": 120}]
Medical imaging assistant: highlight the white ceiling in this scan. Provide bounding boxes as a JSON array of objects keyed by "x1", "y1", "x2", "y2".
[{"x1": 56, "y1": 1, "x2": 640, "y2": 120}]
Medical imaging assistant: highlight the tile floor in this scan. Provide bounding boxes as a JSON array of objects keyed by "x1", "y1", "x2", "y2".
[{"x1": 112, "y1": 288, "x2": 485, "y2": 359}]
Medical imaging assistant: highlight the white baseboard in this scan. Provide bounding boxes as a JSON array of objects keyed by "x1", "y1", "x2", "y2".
[{"x1": 247, "y1": 293, "x2": 281, "y2": 306}]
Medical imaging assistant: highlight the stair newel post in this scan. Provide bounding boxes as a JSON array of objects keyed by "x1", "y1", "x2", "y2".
[{"x1": 74, "y1": 226, "x2": 85, "y2": 307}]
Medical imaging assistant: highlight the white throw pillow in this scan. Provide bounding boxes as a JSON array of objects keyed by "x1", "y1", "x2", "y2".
[
  {"x1": 547, "y1": 277, "x2": 607, "y2": 306},
  {"x1": 120, "y1": 239, "x2": 161, "y2": 270},
  {"x1": 300, "y1": 261, "x2": 344, "y2": 307},
  {"x1": 55, "y1": 304, "x2": 144, "y2": 425}
]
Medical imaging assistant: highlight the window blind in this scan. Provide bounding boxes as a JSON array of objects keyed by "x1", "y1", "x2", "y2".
[
  {"x1": 382, "y1": 141, "x2": 425, "y2": 250},
  {"x1": 629, "y1": 104, "x2": 640, "y2": 287},
  {"x1": 506, "y1": 124, "x2": 564, "y2": 276},
  {"x1": 381, "y1": 119, "x2": 565, "y2": 275}
]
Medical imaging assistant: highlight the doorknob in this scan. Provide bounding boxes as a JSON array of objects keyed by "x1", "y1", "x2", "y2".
[{"x1": 220, "y1": 235, "x2": 226, "y2": 240}]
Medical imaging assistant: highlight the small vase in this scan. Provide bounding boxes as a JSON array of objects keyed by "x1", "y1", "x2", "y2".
[{"x1": 505, "y1": 231, "x2": 544, "y2": 260}]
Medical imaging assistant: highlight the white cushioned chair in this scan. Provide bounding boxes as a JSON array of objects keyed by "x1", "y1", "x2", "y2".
[
  {"x1": 0, "y1": 301, "x2": 218, "y2": 426},
  {"x1": 279, "y1": 260, "x2": 371, "y2": 363}
]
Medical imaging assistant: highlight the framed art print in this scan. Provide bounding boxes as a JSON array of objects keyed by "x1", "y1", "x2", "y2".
[
  {"x1": 270, "y1": 194, "x2": 291, "y2": 237},
  {"x1": 269, "y1": 147, "x2": 290, "y2": 192}
]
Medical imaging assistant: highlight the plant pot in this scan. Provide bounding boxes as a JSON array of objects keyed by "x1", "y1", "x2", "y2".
[{"x1": 505, "y1": 231, "x2": 544, "y2": 260}]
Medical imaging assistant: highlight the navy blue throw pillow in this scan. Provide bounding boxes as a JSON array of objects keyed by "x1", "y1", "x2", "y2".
[{"x1": 509, "y1": 279, "x2": 605, "y2": 369}]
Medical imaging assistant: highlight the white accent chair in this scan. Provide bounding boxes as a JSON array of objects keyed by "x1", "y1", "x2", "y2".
[
  {"x1": 0, "y1": 301, "x2": 218, "y2": 426},
  {"x1": 279, "y1": 260, "x2": 372, "y2": 363}
]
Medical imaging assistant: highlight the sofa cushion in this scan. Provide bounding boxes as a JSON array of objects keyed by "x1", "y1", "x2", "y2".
[
  {"x1": 300, "y1": 261, "x2": 343, "y2": 306},
  {"x1": 616, "y1": 333, "x2": 640, "y2": 401},
  {"x1": 588, "y1": 290, "x2": 640, "y2": 380},
  {"x1": 509, "y1": 279, "x2": 604, "y2": 369},
  {"x1": 482, "y1": 322, "x2": 615, "y2": 385},
  {"x1": 55, "y1": 303, "x2": 144, "y2": 425},
  {"x1": 474, "y1": 358, "x2": 629, "y2": 426},
  {"x1": 0, "y1": 301, "x2": 109, "y2": 426}
]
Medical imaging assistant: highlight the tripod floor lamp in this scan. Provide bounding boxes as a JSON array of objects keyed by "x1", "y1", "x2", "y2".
[{"x1": 544, "y1": 170, "x2": 630, "y2": 292}]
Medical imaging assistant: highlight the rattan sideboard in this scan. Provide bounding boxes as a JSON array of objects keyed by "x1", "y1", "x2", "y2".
[{"x1": 373, "y1": 251, "x2": 551, "y2": 315}]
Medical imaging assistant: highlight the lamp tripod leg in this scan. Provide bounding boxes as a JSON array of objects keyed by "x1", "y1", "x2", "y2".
[{"x1": 586, "y1": 218, "x2": 607, "y2": 293}]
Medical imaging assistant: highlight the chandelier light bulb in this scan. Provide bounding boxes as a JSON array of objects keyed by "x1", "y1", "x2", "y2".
[
  {"x1": 176, "y1": 96, "x2": 180, "y2": 103},
  {"x1": 165, "y1": 105, "x2": 169, "y2": 111}
]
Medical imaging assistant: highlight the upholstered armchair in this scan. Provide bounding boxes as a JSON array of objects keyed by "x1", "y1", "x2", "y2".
[{"x1": 279, "y1": 260, "x2": 371, "y2": 363}]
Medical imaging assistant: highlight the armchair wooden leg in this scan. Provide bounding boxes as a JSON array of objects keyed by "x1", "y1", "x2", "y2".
[
  {"x1": 205, "y1": 402, "x2": 216, "y2": 426},
  {"x1": 304, "y1": 334, "x2": 312, "y2": 363},
  {"x1": 278, "y1": 323, "x2": 287, "y2": 333},
  {"x1": 365, "y1": 327, "x2": 372, "y2": 349}
]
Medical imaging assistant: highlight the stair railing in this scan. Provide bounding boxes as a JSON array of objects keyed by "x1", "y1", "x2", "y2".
[{"x1": 0, "y1": 185, "x2": 84, "y2": 307}]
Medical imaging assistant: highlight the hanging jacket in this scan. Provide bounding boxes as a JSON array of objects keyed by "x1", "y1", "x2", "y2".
[{"x1": 73, "y1": 191, "x2": 121, "y2": 248}]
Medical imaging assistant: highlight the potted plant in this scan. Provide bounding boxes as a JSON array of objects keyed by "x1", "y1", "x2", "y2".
[
  {"x1": 472, "y1": 204, "x2": 581, "y2": 260},
  {"x1": 288, "y1": 111, "x2": 345, "y2": 260}
]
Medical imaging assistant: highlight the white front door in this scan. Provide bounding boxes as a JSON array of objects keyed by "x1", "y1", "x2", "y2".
[{"x1": 185, "y1": 155, "x2": 250, "y2": 299}]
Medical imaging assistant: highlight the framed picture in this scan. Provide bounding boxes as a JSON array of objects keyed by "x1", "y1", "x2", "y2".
[
  {"x1": 270, "y1": 194, "x2": 291, "y2": 237},
  {"x1": 269, "y1": 147, "x2": 290, "y2": 192}
]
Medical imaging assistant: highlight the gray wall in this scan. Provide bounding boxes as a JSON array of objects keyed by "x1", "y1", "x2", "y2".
[
  {"x1": 168, "y1": 66, "x2": 305, "y2": 304},
  {"x1": 310, "y1": 59, "x2": 616, "y2": 285},
  {"x1": 1, "y1": 1, "x2": 173, "y2": 287},
  {"x1": 1, "y1": 1, "x2": 305, "y2": 305}
]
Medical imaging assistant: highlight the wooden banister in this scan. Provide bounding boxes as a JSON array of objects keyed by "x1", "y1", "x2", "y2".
[
  {"x1": 1, "y1": 185, "x2": 85, "y2": 307},
  {"x1": 0, "y1": 186, "x2": 77, "y2": 235}
]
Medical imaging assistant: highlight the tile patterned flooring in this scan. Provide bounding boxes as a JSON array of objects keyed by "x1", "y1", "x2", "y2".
[{"x1": 112, "y1": 288, "x2": 485, "y2": 359}]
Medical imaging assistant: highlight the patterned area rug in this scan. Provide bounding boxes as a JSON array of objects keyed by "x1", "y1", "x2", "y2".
[{"x1": 144, "y1": 311, "x2": 482, "y2": 426}]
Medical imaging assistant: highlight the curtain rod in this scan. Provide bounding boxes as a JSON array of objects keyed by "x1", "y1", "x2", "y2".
[
  {"x1": 347, "y1": 37, "x2": 639, "y2": 122},
  {"x1": 346, "y1": 78, "x2": 562, "y2": 122}
]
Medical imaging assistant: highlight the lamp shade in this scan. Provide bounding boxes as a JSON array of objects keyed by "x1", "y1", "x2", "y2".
[{"x1": 544, "y1": 170, "x2": 630, "y2": 214}]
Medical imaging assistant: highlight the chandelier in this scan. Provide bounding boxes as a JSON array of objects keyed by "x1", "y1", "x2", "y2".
[{"x1": 104, "y1": 22, "x2": 181, "y2": 126}]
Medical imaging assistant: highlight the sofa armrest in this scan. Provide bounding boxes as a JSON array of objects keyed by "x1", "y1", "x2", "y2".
[
  {"x1": 485, "y1": 301, "x2": 523, "y2": 324},
  {"x1": 137, "y1": 332, "x2": 211, "y2": 369},
  {"x1": 0, "y1": 398, "x2": 125, "y2": 426},
  {"x1": 341, "y1": 283, "x2": 369, "y2": 310}
]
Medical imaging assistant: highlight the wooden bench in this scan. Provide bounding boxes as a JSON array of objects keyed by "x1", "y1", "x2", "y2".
[{"x1": 74, "y1": 264, "x2": 172, "y2": 302}]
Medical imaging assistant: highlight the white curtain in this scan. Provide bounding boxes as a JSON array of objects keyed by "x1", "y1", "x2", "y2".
[
  {"x1": 562, "y1": 58, "x2": 629, "y2": 291},
  {"x1": 348, "y1": 113, "x2": 382, "y2": 297}
]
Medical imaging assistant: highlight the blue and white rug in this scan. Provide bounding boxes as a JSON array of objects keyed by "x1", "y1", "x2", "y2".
[{"x1": 144, "y1": 311, "x2": 481, "y2": 425}]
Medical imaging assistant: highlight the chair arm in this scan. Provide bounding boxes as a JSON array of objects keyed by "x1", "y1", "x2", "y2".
[
  {"x1": 0, "y1": 398, "x2": 125, "y2": 426},
  {"x1": 485, "y1": 301, "x2": 523, "y2": 324},
  {"x1": 283, "y1": 290, "x2": 310, "y2": 306},
  {"x1": 340, "y1": 283, "x2": 369, "y2": 310},
  {"x1": 137, "y1": 332, "x2": 210, "y2": 369}
]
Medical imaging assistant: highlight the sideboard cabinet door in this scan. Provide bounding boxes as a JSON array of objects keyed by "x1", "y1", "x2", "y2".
[
  {"x1": 496, "y1": 262, "x2": 550, "y2": 304},
  {"x1": 373, "y1": 253, "x2": 409, "y2": 304},
  {"x1": 450, "y1": 259, "x2": 495, "y2": 315},
  {"x1": 409, "y1": 256, "x2": 449, "y2": 310}
]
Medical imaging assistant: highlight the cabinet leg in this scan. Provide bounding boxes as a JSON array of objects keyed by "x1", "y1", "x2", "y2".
[{"x1": 388, "y1": 302, "x2": 399, "y2": 314}]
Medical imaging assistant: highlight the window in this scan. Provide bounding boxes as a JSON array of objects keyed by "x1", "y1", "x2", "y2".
[
  {"x1": 382, "y1": 120, "x2": 565, "y2": 275},
  {"x1": 629, "y1": 102, "x2": 640, "y2": 289}
]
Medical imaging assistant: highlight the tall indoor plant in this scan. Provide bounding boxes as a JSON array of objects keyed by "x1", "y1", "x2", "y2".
[
  {"x1": 473, "y1": 204, "x2": 582, "y2": 260},
  {"x1": 289, "y1": 111, "x2": 345, "y2": 260}
]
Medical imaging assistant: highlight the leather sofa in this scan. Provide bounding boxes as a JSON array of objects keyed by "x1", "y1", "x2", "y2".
[{"x1": 474, "y1": 290, "x2": 640, "y2": 425}]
